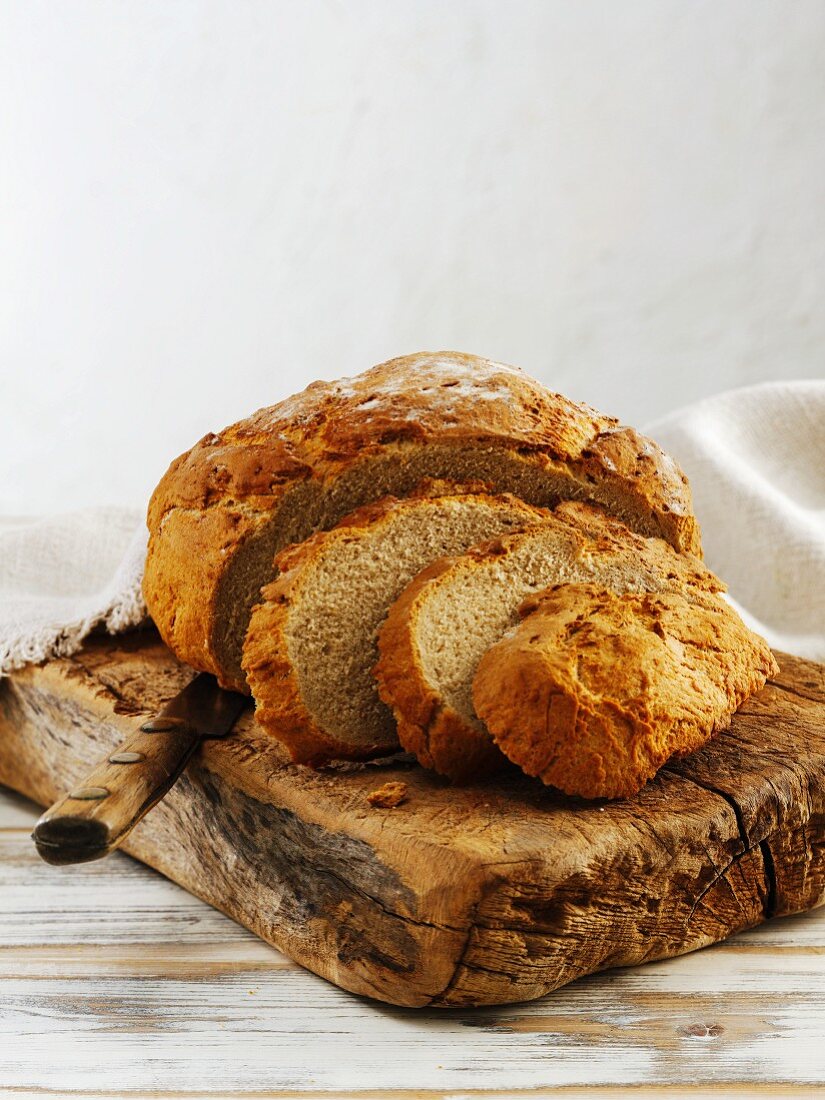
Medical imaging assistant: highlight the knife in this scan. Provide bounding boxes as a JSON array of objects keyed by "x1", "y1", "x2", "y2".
[{"x1": 32, "y1": 673, "x2": 249, "y2": 866}]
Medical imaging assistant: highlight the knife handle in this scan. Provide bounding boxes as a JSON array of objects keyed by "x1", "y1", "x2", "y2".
[{"x1": 32, "y1": 717, "x2": 202, "y2": 865}]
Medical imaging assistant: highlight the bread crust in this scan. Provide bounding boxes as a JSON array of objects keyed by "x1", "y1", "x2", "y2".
[
  {"x1": 242, "y1": 488, "x2": 549, "y2": 764},
  {"x1": 143, "y1": 351, "x2": 700, "y2": 689},
  {"x1": 473, "y1": 584, "x2": 779, "y2": 799},
  {"x1": 376, "y1": 501, "x2": 721, "y2": 783}
]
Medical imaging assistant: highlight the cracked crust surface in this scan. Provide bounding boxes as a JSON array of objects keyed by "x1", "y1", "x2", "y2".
[
  {"x1": 473, "y1": 583, "x2": 779, "y2": 799},
  {"x1": 143, "y1": 351, "x2": 700, "y2": 690},
  {"x1": 376, "y1": 501, "x2": 722, "y2": 783}
]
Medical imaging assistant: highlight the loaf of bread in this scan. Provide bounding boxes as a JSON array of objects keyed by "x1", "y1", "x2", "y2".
[
  {"x1": 473, "y1": 583, "x2": 779, "y2": 799},
  {"x1": 242, "y1": 489, "x2": 548, "y2": 765},
  {"x1": 375, "y1": 502, "x2": 722, "y2": 782},
  {"x1": 143, "y1": 352, "x2": 700, "y2": 692}
]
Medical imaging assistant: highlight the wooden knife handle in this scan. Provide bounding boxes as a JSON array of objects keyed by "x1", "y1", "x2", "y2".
[{"x1": 32, "y1": 716, "x2": 202, "y2": 865}]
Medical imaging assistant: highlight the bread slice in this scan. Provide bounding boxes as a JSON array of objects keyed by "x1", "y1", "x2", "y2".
[
  {"x1": 242, "y1": 490, "x2": 550, "y2": 764},
  {"x1": 473, "y1": 583, "x2": 778, "y2": 799},
  {"x1": 375, "y1": 501, "x2": 722, "y2": 782},
  {"x1": 143, "y1": 351, "x2": 701, "y2": 692}
]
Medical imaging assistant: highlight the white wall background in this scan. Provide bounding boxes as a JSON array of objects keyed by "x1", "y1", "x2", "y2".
[{"x1": 2, "y1": 0, "x2": 824, "y2": 514}]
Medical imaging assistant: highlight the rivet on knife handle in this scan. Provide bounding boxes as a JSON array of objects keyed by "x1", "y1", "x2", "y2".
[{"x1": 32, "y1": 717, "x2": 202, "y2": 865}]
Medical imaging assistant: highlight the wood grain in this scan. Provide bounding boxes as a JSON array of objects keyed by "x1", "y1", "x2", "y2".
[{"x1": 1, "y1": 627, "x2": 825, "y2": 1015}]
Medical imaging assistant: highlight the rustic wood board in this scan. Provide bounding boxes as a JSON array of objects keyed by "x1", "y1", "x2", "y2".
[{"x1": 0, "y1": 627, "x2": 824, "y2": 1011}]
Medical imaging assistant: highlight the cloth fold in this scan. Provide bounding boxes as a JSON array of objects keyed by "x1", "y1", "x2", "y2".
[
  {"x1": 0, "y1": 508, "x2": 147, "y2": 676},
  {"x1": 646, "y1": 380, "x2": 825, "y2": 661},
  {"x1": 1, "y1": 379, "x2": 823, "y2": 677}
]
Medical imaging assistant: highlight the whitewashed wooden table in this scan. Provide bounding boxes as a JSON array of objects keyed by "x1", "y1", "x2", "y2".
[{"x1": 2, "y1": 784, "x2": 825, "y2": 1099}]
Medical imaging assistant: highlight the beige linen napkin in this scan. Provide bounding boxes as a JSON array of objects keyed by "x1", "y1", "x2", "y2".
[
  {"x1": 646, "y1": 379, "x2": 825, "y2": 661},
  {"x1": 0, "y1": 508, "x2": 147, "y2": 676}
]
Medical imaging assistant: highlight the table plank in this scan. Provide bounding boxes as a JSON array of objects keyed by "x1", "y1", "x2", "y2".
[
  {"x1": 3, "y1": 786, "x2": 825, "y2": 1095},
  {"x1": 0, "y1": 788, "x2": 40, "y2": 829},
  {"x1": 3, "y1": 1091, "x2": 824, "y2": 1100}
]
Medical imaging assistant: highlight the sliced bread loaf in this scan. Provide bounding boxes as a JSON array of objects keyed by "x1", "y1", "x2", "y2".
[
  {"x1": 143, "y1": 351, "x2": 700, "y2": 692},
  {"x1": 242, "y1": 490, "x2": 549, "y2": 764},
  {"x1": 473, "y1": 583, "x2": 778, "y2": 799},
  {"x1": 375, "y1": 501, "x2": 723, "y2": 782}
]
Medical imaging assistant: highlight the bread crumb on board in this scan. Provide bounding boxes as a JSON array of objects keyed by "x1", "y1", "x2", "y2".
[{"x1": 367, "y1": 780, "x2": 408, "y2": 808}]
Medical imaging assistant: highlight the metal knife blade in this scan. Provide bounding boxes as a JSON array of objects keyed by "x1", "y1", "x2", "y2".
[{"x1": 32, "y1": 673, "x2": 249, "y2": 866}]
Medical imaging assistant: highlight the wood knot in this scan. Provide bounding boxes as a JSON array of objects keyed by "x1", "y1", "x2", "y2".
[{"x1": 676, "y1": 1022, "x2": 724, "y2": 1039}]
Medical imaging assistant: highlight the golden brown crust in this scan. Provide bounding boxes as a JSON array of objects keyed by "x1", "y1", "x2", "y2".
[
  {"x1": 473, "y1": 584, "x2": 779, "y2": 799},
  {"x1": 242, "y1": 488, "x2": 549, "y2": 764},
  {"x1": 144, "y1": 351, "x2": 701, "y2": 687},
  {"x1": 149, "y1": 352, "x2": 698, "y2": 538},
  {"x1": 376, "y1": 501, "x2": 722, "y2": 783},
  {"x1": 143, "y1": 505, "x2": 266, "y2": 694}
]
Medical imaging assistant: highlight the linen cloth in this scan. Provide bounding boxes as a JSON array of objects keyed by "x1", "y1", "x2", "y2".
[
  {"x1": 646, "y1": 380, "x2": 825, "y2": 662},
  {"x1": 0, "y1": 508, "x2": 147, "y2": 675},
  {"x1": 1, "y1": 379, "x2": 823, "y2": 677}
]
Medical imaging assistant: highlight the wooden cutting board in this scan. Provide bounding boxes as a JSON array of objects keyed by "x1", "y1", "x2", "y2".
[{"x1": 1, "y1": 626, "x2": 824, "y2": 1009}]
